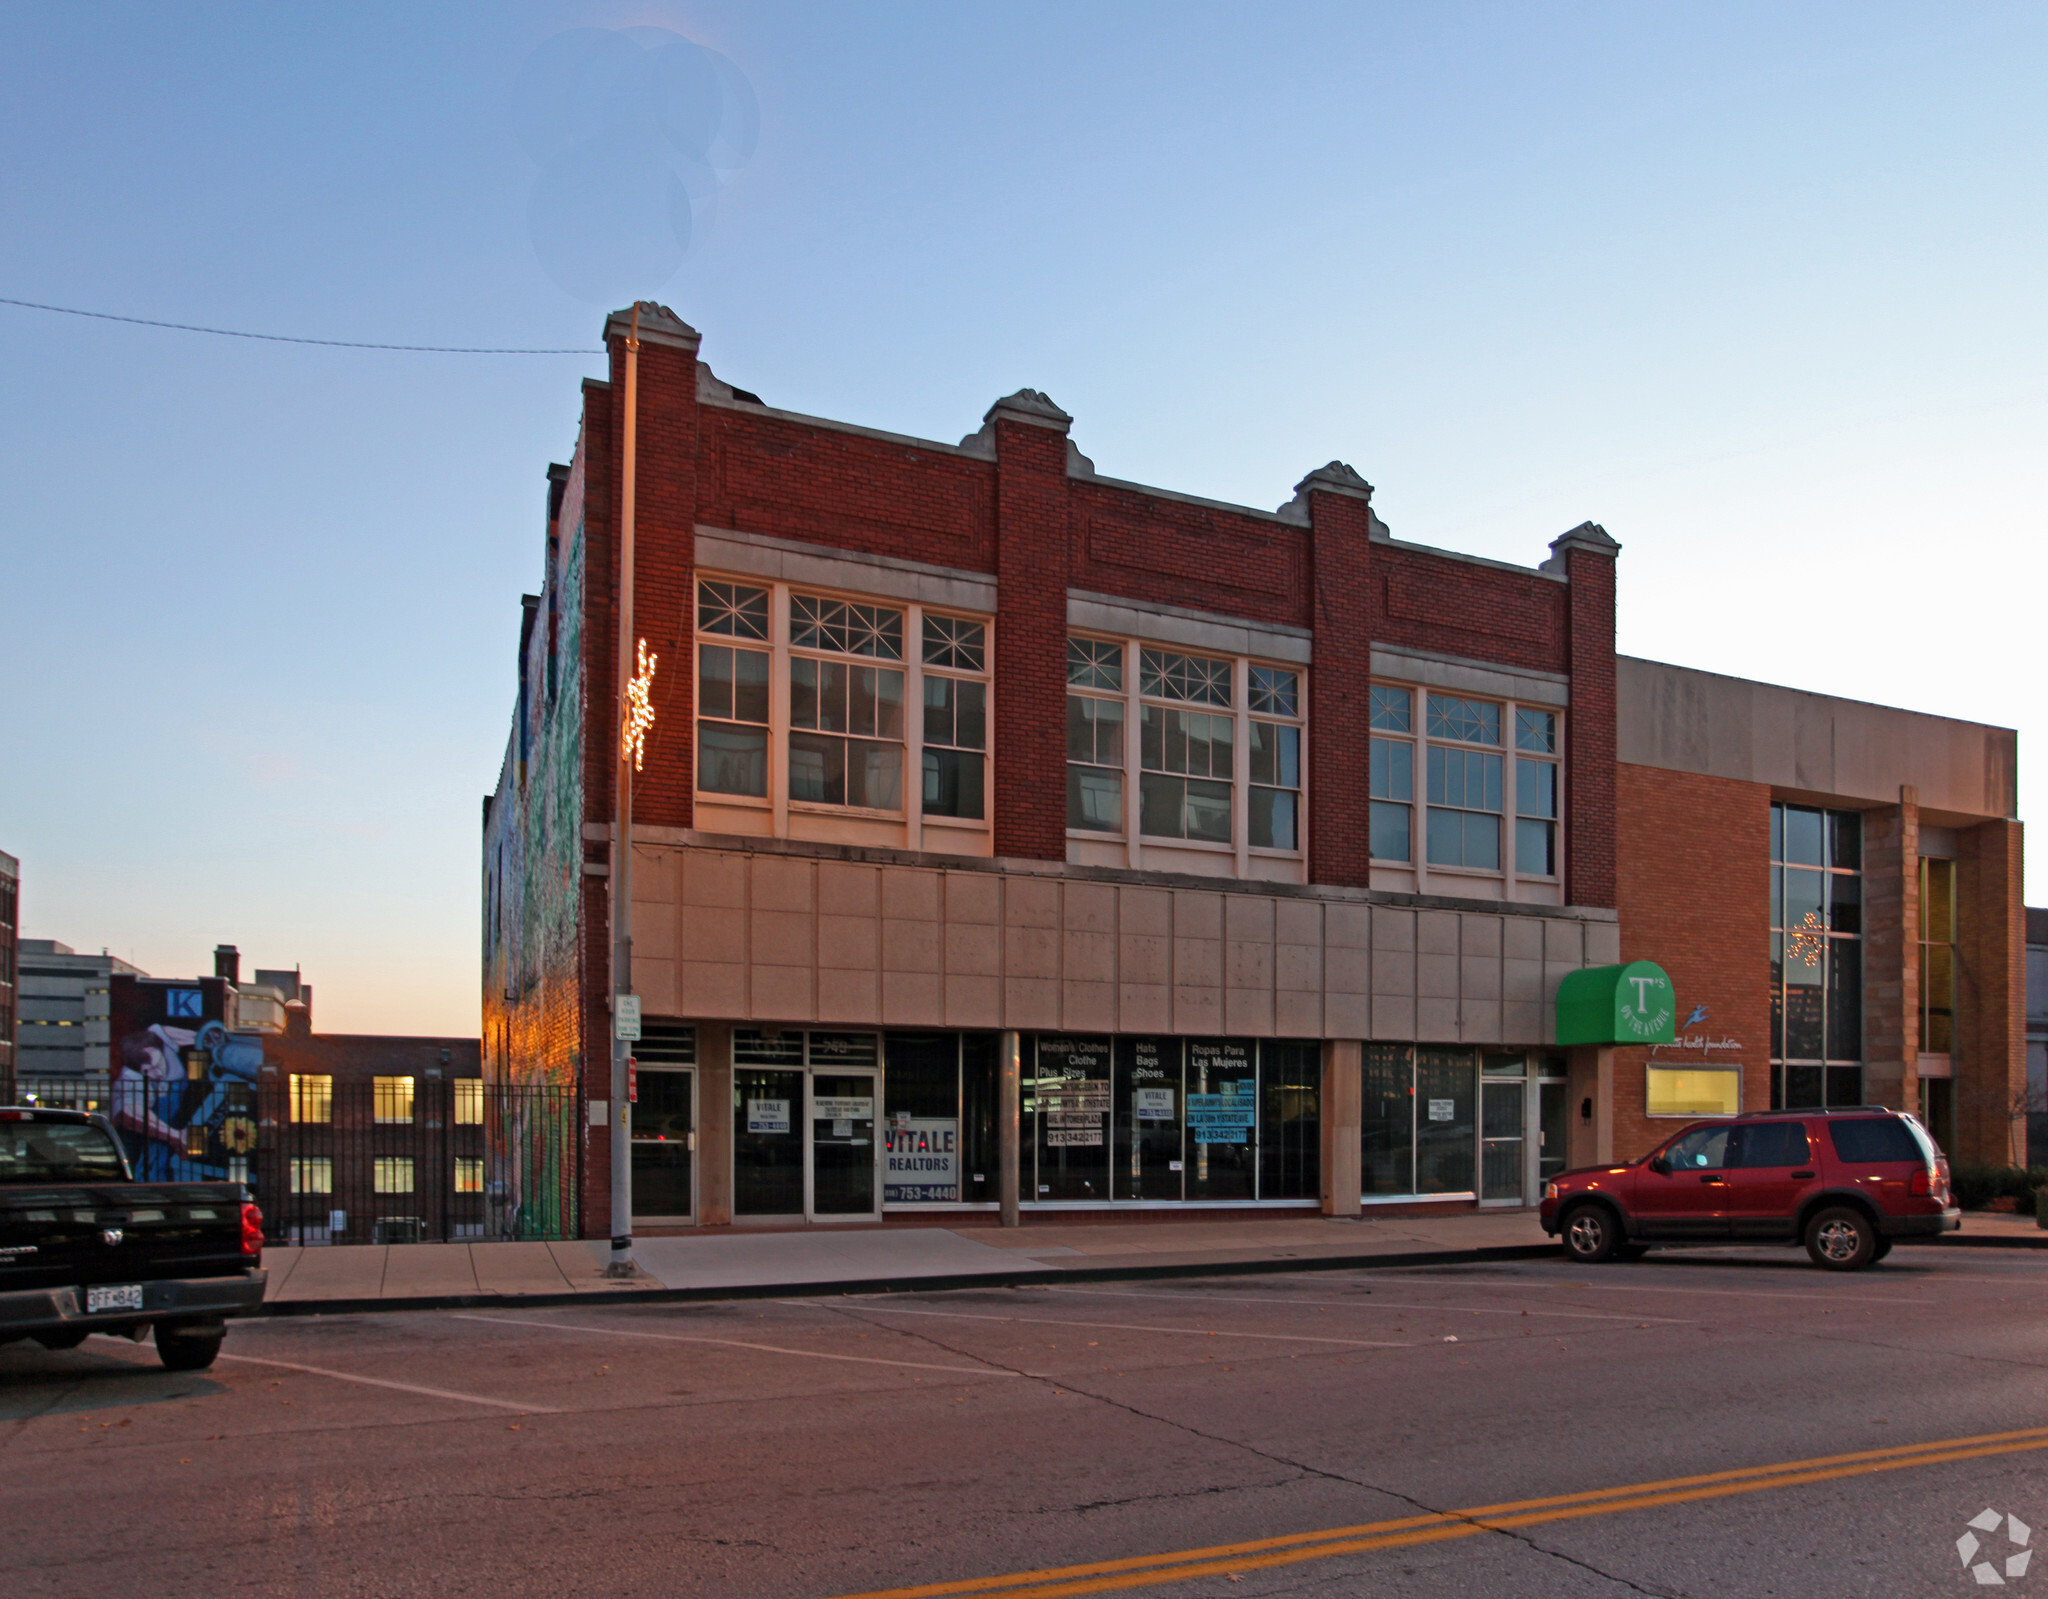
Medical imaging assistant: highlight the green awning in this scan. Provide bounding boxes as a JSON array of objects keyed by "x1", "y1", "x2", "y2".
[{"x1": 1555, "y1": 961, "x2": 1676, "y2": 1047}]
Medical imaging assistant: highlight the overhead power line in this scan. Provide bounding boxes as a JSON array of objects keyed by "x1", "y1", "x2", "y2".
[{"x1": 0, "y1": 295, "x2": 598, "y2": 354}]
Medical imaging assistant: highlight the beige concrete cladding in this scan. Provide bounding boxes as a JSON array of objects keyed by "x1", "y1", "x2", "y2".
[
  {"x1": 628, "y1": 842, "x2": 1617, "y2": 1043},
  {"x1": 1618, "y1": 657, "x2": 2017, "y2": 821}
]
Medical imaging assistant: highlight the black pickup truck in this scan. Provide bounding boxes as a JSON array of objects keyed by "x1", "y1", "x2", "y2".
[{"x1": 0, "y1": 1106, "x2": 267, "y2": 1369}]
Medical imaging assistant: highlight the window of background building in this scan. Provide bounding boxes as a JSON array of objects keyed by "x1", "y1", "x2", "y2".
[
  {"x1": 373, "y1": 1156, "x2": 414, "y2": 1194},
  {"x1": 1369, "y1": 687, "x2": 1414, "y2": 862},
  {"x1": 920, "y1": 615, "x2": 987, "y2": 820},
  {"x1": 696, "y1": 579, "x2": 991, "y2": 827},
  {"x1": 696, "y1": 579, "x2": 771, "y2": 798},
  {"x1": 1247, "y1": 667, "x2": 1303, "y2": 850},
  {"x1": 1066, "y1": 638, "x2": 1125, "y2": 832},
  {"x1": 289, "y1": 1156, "x2": 332, "y2": 1195},
  {"x1": 454, "y1": 1157, "x2": 484, "y2": 1193},
  {"x1": 289, "y1": 1073, "x2": 332, "y2": 1124},
  {"x1": 1920, "y1": 855, "x2": 1956, "y2": 1054},
  {"x1": 1426, "y1": 695, "x2": 1504, "y2": 869},
  {"x1": 1066, "y1": 638, "x2": 1306, "y2": 860},
  {"x1": 373, "y1": 1075, "x2": 415, "y2": 1125},
  {"x1": 1770, "y1": 803, "x2": 1863, "y2": 1108},
  {"x1": 790, "y1": 591, "x2": 906, "y2": 810},
  {"x1": 453, "y1": 1078, "x2": 484, "y2": 1125},
  {"x1": 1515, "y1": 709, "x2": 1559, "y2": 878},
  {"x1": 1140, "y1": 648, "x2": 1235, "y2": 843}
]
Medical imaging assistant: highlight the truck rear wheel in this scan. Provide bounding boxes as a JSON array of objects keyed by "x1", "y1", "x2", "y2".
[
  {"x1": 1562, "y1": 1204, "x2": 1624, "y2": 1264},
  {"x1": 156, "y1": 1319, "x2": 225, "y2": 1371},
  {"x1": 1805, "y1": 1207, "x2": 1878, "y2": 1271}
]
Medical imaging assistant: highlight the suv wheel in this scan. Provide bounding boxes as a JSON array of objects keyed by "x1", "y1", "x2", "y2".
[
  {"x1": 156, "y1": 1319, "x2": 225, "y2": 1372},
  {"x1": 1805, "y1": 1207, "x2": 1877, "y2": 1272},
  {"x1": 1563, "y1": 1204, "x2": 1623, "y2": 1264}
]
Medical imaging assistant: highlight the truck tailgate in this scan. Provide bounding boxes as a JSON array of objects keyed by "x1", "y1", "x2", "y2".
[{"x1": 0, "y1": 1184, "x2": 251, "y2": 1291}]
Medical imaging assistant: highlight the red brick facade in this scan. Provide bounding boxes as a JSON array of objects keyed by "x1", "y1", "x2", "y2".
[{"x1": 1613, "y1": 762, "x2": 1773, "y2": 1162}]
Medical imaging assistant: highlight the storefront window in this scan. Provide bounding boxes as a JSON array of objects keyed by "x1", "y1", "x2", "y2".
[
  {"x1": 1363, "y1": 1044, "x2": 1490, "y2": 1198},
  {"x1": 881, "y1": 1032, "x2": 997, "y2": 1204},
  {"x1": 1030, "y1": 1035, "x2": 1320, "y2": 1204},
  {"x1": 1770, "y1": 803, "x2": 1863, "y2": 1108}
]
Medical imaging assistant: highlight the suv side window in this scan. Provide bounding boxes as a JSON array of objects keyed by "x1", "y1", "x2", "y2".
[
  {"x1": 1730, "y1": 1121, "x2": 1811, "y2": 1168},
  {"x1": 1663, "y1": 1126, "x2": 1731, "y2": 1170},
  {"x1": 1828, "y1": 1118, "x2": 1921, "y2": 1164}
]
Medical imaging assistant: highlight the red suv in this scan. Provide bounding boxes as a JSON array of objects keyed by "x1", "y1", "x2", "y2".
[{"x1": 1539, "y1": 1109, "x2": 1957, "y2": 1271}]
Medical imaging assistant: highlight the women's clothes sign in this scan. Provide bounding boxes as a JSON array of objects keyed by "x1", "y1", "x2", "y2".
[
  {"x1": 1185, "y1": 1079, "x2": 1258, "y2": 1144},
  {"x1": 884, "y1": 1118, "x2": 958, "y2": 1202},
  {"x1": 747, "y1": 1098, "x2": 791, "y2": 1134}
]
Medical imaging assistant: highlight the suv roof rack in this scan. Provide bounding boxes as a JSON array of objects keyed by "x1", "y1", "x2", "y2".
[{"x1": 1732, "y1": 1106, "x2": 1898, "y2": 1119}]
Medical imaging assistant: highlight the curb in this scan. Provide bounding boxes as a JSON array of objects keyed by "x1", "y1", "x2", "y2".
[
  {"x1": 256, "y1": 1241, "x2": 1561, "y2": 1318},
  {"x1": 1937, "y1": 1232, "x2": 2048, "y2": 1250}
]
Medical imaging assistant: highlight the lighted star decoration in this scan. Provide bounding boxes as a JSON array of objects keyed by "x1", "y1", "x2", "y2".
[
  {"x1": 623, "y1": 638, "x2": 657, "y2": 773},
  {"x1": 1787, "y1": 910, "x2": 1826, "y2": 969}
]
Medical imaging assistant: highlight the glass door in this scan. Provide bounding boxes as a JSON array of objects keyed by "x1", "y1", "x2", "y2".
[
  {"x1": 809, "y1": 1072, "x2": 878, "y2": 1217},
  {"x1": 631, "y1": 1068, "x2": 694, "y2": 1219},
  {"x1": 1538, "y1": 1078, "x2": 1569, "y2": 1184},
  {"x1": 735, "y1": 1068, "x2": 804, "y2": 1216},
  {"x1": 1480, "y1": 1055, "x2": 1526, "y2": 1203}
]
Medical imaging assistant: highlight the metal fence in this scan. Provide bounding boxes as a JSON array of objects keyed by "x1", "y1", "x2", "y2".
[{"x1": 16, "y1": 1075, "x2": 581, "y2": 1244}]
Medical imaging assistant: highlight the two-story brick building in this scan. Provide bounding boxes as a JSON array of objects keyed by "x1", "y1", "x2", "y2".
[{"x1": 482, "y1": 303, "x2": 2024, "y2": 1240}]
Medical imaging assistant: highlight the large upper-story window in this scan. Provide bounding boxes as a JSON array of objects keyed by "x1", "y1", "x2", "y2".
[
  {"x1": 1770, "y1": 802, "x2": 1862, "y2": 1109},
  {"x1": 1066, "y1": 637, "x2": 1306, "y2": 866},
  {"x1": 694, "y1": 578, "x2": 991, "y2": 828},
  {"x1": 1368, "y1": 682, "x2": 1563, "y2": 888}
]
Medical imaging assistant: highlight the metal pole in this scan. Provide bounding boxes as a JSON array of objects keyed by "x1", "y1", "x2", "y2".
[
  {"x1": 608, "y1": 303, "x2": 641, "y2": 1277},
  {"x1": 998, "y1": 1030, "x2": 1021, "y2": 1228}
]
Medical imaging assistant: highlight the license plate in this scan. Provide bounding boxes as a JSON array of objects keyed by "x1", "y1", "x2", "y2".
[{"x1": 86, "y1": 1283, "x2": 144, "y2": 1313}]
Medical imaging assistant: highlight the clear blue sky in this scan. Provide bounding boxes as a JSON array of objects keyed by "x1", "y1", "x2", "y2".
[{"x1": 2, "y1": 3, "x2": 2042, "y2": 1034}]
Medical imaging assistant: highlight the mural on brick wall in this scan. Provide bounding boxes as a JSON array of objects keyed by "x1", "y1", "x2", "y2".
[{"x1": 108, "y1": 977, "x2": 263, "y2": 1183}]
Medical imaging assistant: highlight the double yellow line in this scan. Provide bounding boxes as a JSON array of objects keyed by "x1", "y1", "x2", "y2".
[{"x1": 827, "y1": 1423, "x2": 2048, "y2": 1599}]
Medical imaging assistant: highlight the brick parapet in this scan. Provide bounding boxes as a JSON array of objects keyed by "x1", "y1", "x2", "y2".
[
  {"x1": 1561, "y1": 546, "x2": 1617, "y2": 909},
  {"x1": 1305, "y1": 487, "x2": 1376, "y2": 888},
  {"x1": 991, "y1": 415, "x2": 1072, "y2": 861}
]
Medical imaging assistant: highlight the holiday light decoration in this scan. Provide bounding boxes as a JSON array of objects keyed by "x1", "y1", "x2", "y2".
[
  {"x1": 1787, "y1": 909, "x2": 1827, "y2": 969},
  {"x1": 623, "y1": 638, "x2": 657, "y2": 772}
]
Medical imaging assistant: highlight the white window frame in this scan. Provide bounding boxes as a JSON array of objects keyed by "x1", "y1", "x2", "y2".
[
  {"x1": 1367, "y1": 680, "x2": 1564, "y2": 896},
  {"x1": 1065, "y1": 635, "x2": 1308, "y2": 876},
  {"x1": 692, "y1": 575, "x2": 994, "y2": 848}
]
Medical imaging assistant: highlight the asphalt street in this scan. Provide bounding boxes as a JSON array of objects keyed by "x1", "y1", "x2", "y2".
[{"x1": 8, "y1": 1245, "x2": 2048, "y2": 1598}]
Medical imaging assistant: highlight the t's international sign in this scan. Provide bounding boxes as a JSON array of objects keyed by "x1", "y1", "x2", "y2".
[{"x1": 1555, "y1": 961, "x2": 1677, "y2": 1047}]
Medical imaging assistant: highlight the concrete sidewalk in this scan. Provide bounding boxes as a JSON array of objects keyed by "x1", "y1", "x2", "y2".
[
  {"x1": 256, "y1": 1207, "x2": 2043, "y2": 1315},
  {"x1": 260, "y1": 1210, "x2": 1556, "y2": 1313}
]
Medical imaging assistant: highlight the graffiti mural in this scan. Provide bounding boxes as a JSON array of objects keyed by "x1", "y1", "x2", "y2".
[{"x1": 108, "y1": 976, "x2": 264, "y2": 1183}]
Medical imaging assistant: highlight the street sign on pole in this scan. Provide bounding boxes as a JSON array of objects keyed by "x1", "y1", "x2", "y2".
[{"x1": 615, "y1": 994, "x2": 642, "y2": 1041}]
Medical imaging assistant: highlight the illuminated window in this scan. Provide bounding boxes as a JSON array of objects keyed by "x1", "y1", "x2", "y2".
[
  {"x1": 373, "y1": 1157, "x2": 415, "y2": 1194},
  {"x1": 1770, "y1": 803, "x2": 1862, "y2": 1110},
  {"x1": 373, "y1": 1076, "x2": 415, "y2": 1124},
  {"x1": 290, "y1": 1157, "x2": 333, "y2": 1195},
  {"x1": 1920, "y1": 856, "x2": 1956, "y2": 1054},
  {"x1": 289, "y1": 1074, "x2": 333, "y2": 1124},
  {"x1": 453, "y1": 1079, "x2": 484, "y2": 1125},
  {"x1": 454, "y1": 1157, "x2": 484, "y2": 1194}
]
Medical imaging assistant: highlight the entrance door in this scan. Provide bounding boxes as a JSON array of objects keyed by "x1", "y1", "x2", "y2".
[
  {"x1": 630, "y1": 1068, "x2": 694, "y2": 1220},
  {"x1": 1538, "y1": 1079, "x2": 1569, "y2": 1184},
  {"x1": 735, "y1": 1068, "x2": 804, "y2": 1216},
  {"x1": 1479, "y1": 1058, "x2": 1526, "y2": 1204},
  {"x1": 809, "y1": 1072, "x2": 878, "y2": 1217}
]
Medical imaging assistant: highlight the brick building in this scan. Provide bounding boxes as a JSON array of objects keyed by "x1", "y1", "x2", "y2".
[
  {"x1": 0, "y1": 849, "x2": 15, "y2": 1095},
  {"x1": 482, "y1": 303, "x2": 2025, "y2": 1240}
]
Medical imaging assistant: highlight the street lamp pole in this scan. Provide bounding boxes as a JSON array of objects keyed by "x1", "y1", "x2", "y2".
[{"x1": 608, "y1": 302, "x2": 642, "y2": 1278}]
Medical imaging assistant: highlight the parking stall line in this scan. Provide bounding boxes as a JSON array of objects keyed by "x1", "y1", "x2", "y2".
[
  {"x1": 1362, "y1": 1273, "x2": 1935, "y2": 1306},
  {"x1": 215, "y1": 1353, "x2": 559, "y2": 1414},
  {"x1": 1038, "y1": 1285, "x2": 1693, "y2": 1324},
  {"x1": 449, "y1": 1312, "x2": 1024, "y2": 1377},
  {"x1": 812, "y1": 1303, "x2": 1410, "y2": 1350}
]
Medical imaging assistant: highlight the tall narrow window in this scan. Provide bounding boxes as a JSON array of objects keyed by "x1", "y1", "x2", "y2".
[
  {"x1": 1426, "y1": 695, "x2": 1503, "y2": 870},
  {"x1": 1770, "y1": 803, "x2": 1862, "y2": 1108},
  {"x1": 1920, "y1": 855, "x2": 1956, "y2": 1054},
  {"x1": 1248, "y1": 666, "x2": 1301, "y2": 851},
  {"x1": 921, "y1": 614, "x2": 988, "y2": 819},
  {"x1": 373, "y1": 1076, "x2": 415, "y2": 1125},
  {"x1": 1140, "y1": 648, "x2": 1234, "y2": 843},
  {"x1": 1369, "y1": 687, "x2": 1413, "y2": 862},
  {"x1": 697, "y1": 580, "x2": 772, "y2": 798},
  {"x1": 1066, "y1": 638, "x2": 1124, "y2": 832},
  {"x1": 453, "y1": 1079, "x2": 484, "y2": 1125},
  {"x1": 789, "y1": 593, "x2": 905, "y2": 811},
  {"x1": 1515, "y1": 708, "x2": 1559, "y2": 877}
]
